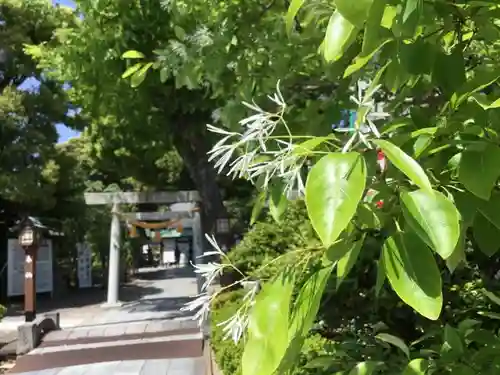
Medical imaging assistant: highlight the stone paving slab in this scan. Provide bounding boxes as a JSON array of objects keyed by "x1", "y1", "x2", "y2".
[
  {"x1": 31, "y1": 332, "x2": 202, "y2": 355},
  {"x1": 8, "y1": 267, "x2": 204, "y2": 375},
  {"x1": 11, "y1": 358, "x2": 204, "y2": 375}
]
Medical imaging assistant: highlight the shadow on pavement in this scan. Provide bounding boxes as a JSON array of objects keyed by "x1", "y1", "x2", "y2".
[{"x1": 4, "y1": 267, "x2": 195, "y2": 317}]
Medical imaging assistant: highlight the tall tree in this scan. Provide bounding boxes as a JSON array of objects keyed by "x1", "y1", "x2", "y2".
[
  {"x1": 29, "y1": 0, "x2": 337, "y2": 232},
  {"x1": 0, "y1": 0, "x2": 76, "y2": 215}
]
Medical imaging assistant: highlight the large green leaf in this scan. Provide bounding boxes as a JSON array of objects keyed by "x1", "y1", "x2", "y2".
[
  {"x1": 473, "y1": 213, "x2": 500, "y2": 256},
  {"x1": 337, "y1": 234, "x2": 365, "y2": 288},
  {"x1": 242, "y1": 274, "x2": 294, "y2": 375},
  {"x1": 400, "y1": 189, "x2": 461, "y2": 259},
  {"x1": 458, "y1": 144, "x2": 500, "y2": 200},
  {"x1": 289, "y1": 265, "x2": 334, "y2": 338},
  {"x1": 278, "y1": 265, "x2": 334, "y2": 373},
  {"x1": 382, "y1": 231, "x2": 442, "y2": 320},
  {"x1": 305, "y1": 152, "x2": 367, "y2": 248},
  {"x1": 402, "y1": 359, "x2": 428, "y2": 375},
  {"x1": 335, "y1": 0, "x2": 374, "y2": 27},
  {"x1": 372, "y1": 140, "x2": 432, "y2": 192},
  {"x1": 323, "y1": 11, "x2": 359, "y2": 63},
  {"x1": 375, "y1": 333, "x2": 410, "y2": 358}
]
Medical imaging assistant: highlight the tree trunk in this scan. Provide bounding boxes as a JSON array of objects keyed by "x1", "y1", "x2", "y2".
[
  {"x1": 171, "y1": 114, "x2": 231, "y2": 252},
  {"x1": 172, "y1": 128, "x2": 227, "y2": 233}
]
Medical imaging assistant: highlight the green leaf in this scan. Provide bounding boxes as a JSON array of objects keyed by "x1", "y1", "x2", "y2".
[
  {"x1": 121, "y1": 50, "x2": 145, "y2": 59},
  {"x1": 242, "y1": 273, "x2": 294, "y2": 375},
  {"x1": 286, "y1": 0, "x2": 306, "y2": 35},
  {"x1": 477, "y1": 311, "x2": 500, "y2": 320},
  {"x1": 130, "y1": 62, "x2": 153, "y2": 88},
  {"x1": 432, "y1": 49, "x2": 466, "y2": 94},
  {"x1": 372, "y1": 139, "x2": 432, "y2": 192},
  {"x1": 269, "y1": 182, "x2": 288, "y2": 223},
  {"x1": 446, "y1": 231, "x2": 466, "y2": 273},
  {"x1": 402, "y1": 0, "x2": 422, "y2": 23},
  {"x1": 402, "y1": 358, "x2": 428, "y2": 375},
  {"x1": 337, "y1": 234, "x2": 365, "y2": 288},
  {"x1": 375, "y1": 333, "x2": 410, "y2": 358},
  {"x1": 250, "y1": 191, "x2": 267, "y2": 225},
  {"x1": 477, "y1": 192, "x2": 500, "y2": 229},
  {"x1": 473, "y1": 213, "x2": 500, "y2": 256},
  {"x1": 482, "y1": 289, "x2": 500, "y2": 306},
  {"x1": 122, "y1": 63, "x2": 143, "y2": 79},
  {"x1": 335, "y1": 0, "x2": 374, "y2": 27},
  {"x1": 173, "y1": 25, "x2": 186, "y2": 40},
  {"x1": 471, "y1": 93, "x2": 500, "y2": 110},
  {"x1": 289, "y1": 265, "x2": 334, "y2": 338},
  {"x1": 375, "y1": 257, "x2": 385, "y2": 297},
  {"x1": 382, "y1": 231, "x2": 442, "y2": 320},
  {"x1": 344, "y1": 0, "x2": 392, "y2": 76},
  {"x1": 451, "y1": 68, "x2": 500, "y2": 109},
  {"x1": 357, "y1": 203, "x2": 382, "y2": 229},
  {"x1": 323, "y1": 11, "x2": 359, "y2": 63},
  {"x1": 413, "y1": 134, "x2": 432, "y2": 158},
  {"x1": 400, "y1": 189, "x2": 461, "y2": 259},
  {"x1": 277, "y1": 265, "x2": 334, "y2": 374},
  {"x1": 443, "y1": 324, "x2": 464, "y2": 355},
  {"x1": 160, "y1": 67, "x2": 169, "y2": 83},
  {"x1": 292, "y1": 137, "x2": 332, "y2": 157},
  {"x1": 347, "y1": 361, "x2": 381, "y2": 375},
  {"x1": 326, "y1": 233, "x2": 353, "y2": 263},
  {"x1": 305, "y1": 152, "x2": 367, "y2": 248},
  {"x1": 452, "y1": 191, "x2": 479, "y2": 228},
  {"x1": 458, "y1": 144, "x2": 500, "y2": 200}
]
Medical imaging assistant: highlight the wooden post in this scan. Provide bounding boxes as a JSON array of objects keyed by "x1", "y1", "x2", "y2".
[{"x1": 24, "y1": 246, "x2": 37, "y2": 322}]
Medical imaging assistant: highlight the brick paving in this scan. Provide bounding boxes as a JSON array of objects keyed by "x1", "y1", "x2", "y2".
[{"x1": 6, "y1": 267, "x2": 204, "y2": 375}]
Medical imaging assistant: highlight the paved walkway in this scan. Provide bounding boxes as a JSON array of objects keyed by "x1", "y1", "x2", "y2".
[{"x1": 6, "y1": 267, "x2": 204, "y2": 375}]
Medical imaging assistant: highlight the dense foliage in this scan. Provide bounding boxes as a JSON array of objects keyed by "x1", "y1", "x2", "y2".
[
  {"x1": 200, "y1": 0, "x2": 500, "y2": 374},
  {"x1": 12, "y1": 0, "x2": 500, "y2": 373}
]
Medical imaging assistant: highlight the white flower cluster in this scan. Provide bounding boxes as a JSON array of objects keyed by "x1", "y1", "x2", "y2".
[
  {"x1": 207, "y1": 81, "x2": 306, "y2": 195},
  {"x1": 337, "y1": 80, "x2": 390, "y2": 153},
  {"x1": 180, "y1": 234, "x2": 259, "y2": 343}
]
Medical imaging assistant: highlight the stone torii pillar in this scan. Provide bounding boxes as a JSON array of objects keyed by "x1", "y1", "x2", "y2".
[
  {"x1": 84, "y1": 191, "x2": 201, "y2": 307},
  {"x1": 107, "y1": 202, "x2": 121, "y2": 307}
]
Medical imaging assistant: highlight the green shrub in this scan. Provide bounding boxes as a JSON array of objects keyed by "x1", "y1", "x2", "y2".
[
  {"x1": 226, "y1": 199, "x2": 320, "y2": 280},
  {"x1": 210, "y1": 290, "x2": 332, "y2": 375}
]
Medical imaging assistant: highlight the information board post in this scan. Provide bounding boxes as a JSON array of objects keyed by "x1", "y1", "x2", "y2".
[{"x1": 23, "y1": 247, "x2": 37, "y2": 322}]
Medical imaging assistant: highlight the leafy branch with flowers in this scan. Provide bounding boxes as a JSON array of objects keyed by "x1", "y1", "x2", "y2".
[{"x1": 186, "y1": 67, "x2": 468, "y2": 373}]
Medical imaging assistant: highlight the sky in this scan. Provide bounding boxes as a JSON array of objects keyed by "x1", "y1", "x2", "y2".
[{"x1": 53, "y1": 0, "x2": 79, "y2": 142}]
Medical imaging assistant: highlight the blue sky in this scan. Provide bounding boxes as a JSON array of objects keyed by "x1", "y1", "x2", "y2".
[{"x1": 53, "y1": 0, "x2": 78, "y2": 142}]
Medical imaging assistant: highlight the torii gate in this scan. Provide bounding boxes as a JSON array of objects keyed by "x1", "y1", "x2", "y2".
[{"x1": 84, "y1": 191, "x2": 204, "y2": 307}]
